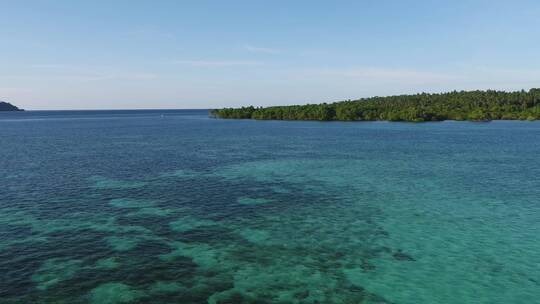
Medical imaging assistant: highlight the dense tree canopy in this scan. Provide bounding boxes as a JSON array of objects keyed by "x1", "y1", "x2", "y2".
[{"x1": 211, "y1": 89, "x2": 540, "y2": 122}]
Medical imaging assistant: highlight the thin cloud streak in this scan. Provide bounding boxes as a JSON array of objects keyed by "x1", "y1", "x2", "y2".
[
  {"x1": 311, "y1": 67, "x2": 459, "y2": 84},
  {"x1": 21, "y1": 64, "x2": 159, "y2": 82},
  {"x1": 30, "y1": 64, "x2": 75, "y2": 69},
  {"x1": 171, "y1": 60, "x2": 263, "y2": 67},
  {"x1": 243, "y1": 44, "x2": 282, "y2": 54},
  {"x1": 298, "y1": 66, "x2": 540, "y2": 89},
  {"x1": 125, "y1": 28, "x2": 176, "y2": 40}
]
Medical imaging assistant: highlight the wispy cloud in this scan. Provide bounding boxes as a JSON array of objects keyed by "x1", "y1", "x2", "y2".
[
  {"x1": 30, "y1": 64, "x2": 74, "y2": 69},
  {"x1": 172, "y1": 60, "x2": 263, "y2": 67},
  {"x1": 125, "y1": 28, "x2": 176, "y2": 40},
  {"x1": 0, "y1": 87, "x2": 30, "y2": 94},
  {"x1": 243, "y1": 44, "x2": 282, "y2": 54},
  {"x1": 25, "y1": 64, "x2": 158, "y2": 81},
  {"x1": 290, "y1": 66, "x2": 540, "y2": 99},
  {"x1": 312, "y1": 67, "x2": 458, "y2": 84}
]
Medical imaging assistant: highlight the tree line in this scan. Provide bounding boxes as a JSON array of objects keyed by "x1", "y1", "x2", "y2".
[{"x1": 211, "y1": 88, "x2": 540, "y2": 122}]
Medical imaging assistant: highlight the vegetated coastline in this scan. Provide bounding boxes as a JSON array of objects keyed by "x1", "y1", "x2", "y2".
[
  {"x1": 0, "y1": 101, "x2": 23, "y2": 111},
  {"x1": 211, "y1": 88, "x2": 540, "y2": 122}
]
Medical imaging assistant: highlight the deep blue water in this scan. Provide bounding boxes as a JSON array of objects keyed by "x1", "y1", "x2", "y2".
[{"x1": 1, "y1": 110, "x2": 539, "y2": 304}]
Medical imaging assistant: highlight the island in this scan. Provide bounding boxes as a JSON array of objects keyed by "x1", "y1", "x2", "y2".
[
  {"x1": 0, "y1": 101, "x2": 23, "y2": 111},
  {"x1": 211, "y1": 88, "x2": 540, "y2": 122}
]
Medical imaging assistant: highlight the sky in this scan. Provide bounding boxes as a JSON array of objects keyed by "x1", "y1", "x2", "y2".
[{"x1": 1, "y1": 0, "x2": 540, "y2": 110}]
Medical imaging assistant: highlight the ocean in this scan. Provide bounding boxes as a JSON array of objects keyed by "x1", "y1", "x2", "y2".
[{"x1": 1, "y1": 110, "x2": 539, "y2": 303}]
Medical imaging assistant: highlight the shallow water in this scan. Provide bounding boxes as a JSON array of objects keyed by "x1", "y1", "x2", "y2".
[{"x1": 1, "y1": 110, "x2": 539, "y2": 304}]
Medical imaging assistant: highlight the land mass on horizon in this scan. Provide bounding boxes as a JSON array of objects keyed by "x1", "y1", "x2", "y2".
[
  {"x1": 0, "y1": 101, "x2": 23, "y2": 111},
  {"x1": 212, "y1": 88, "x2": 540, "y2": 122}
]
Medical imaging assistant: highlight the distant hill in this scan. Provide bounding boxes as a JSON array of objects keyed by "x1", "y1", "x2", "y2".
[
  {"x1": 0, "y1": 101, "x2": 23, "y2": 111},
  {"x1": 212, "y1": 88, "x2": 540, "y2": 122}
]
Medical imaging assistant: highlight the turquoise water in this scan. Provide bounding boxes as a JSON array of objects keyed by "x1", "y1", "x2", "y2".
[{"x1": 1, "y1": 110, "x2": 539, "y2": 303}]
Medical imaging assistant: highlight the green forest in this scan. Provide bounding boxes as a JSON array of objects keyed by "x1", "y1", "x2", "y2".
[{"x1": 211, "y1": 88, "x2": 540, "y2": 122}]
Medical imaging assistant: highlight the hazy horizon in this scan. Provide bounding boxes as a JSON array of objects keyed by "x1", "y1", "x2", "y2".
[
  {"x1": 4, "y1": 87, "x2": 540, "y2": 111},
  {"x1": 1, "y1": 0, "x2": 540, "y2": 110}
]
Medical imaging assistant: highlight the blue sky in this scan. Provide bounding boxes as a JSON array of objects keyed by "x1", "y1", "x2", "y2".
[{"x1": 1, "y1": 0, "x2": 539, "y2": 110}]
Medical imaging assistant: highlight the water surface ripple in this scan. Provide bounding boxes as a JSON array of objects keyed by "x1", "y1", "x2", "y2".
[{"x1": 1, "y1": 110, "x2": 539, "y2": 303}]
